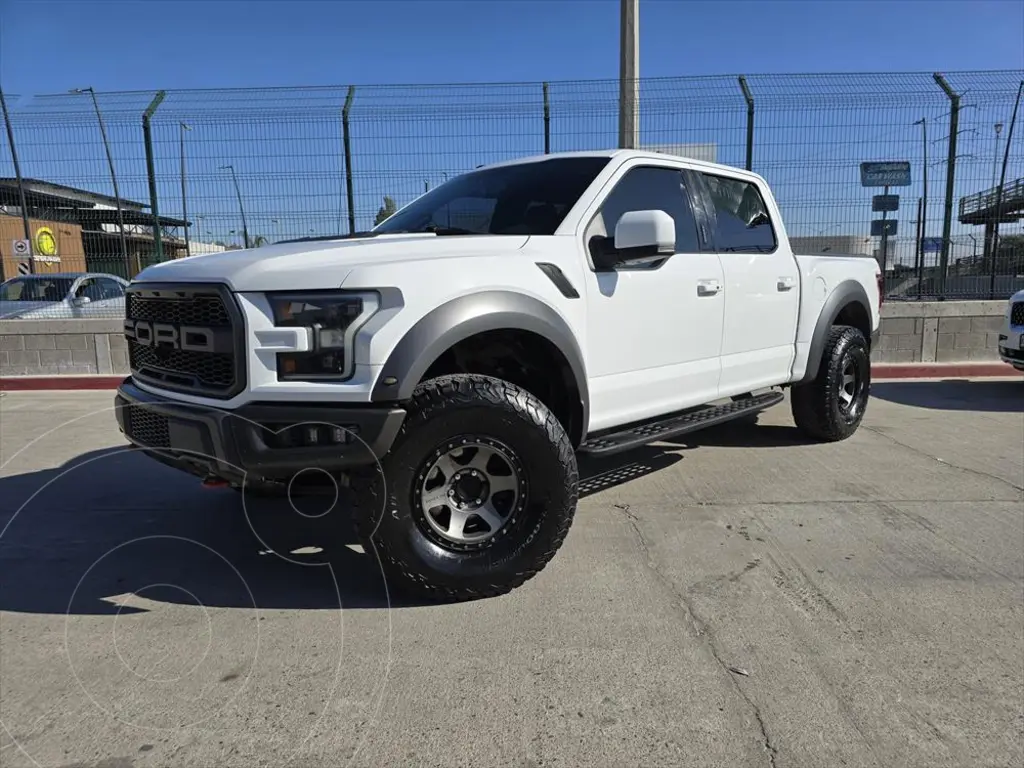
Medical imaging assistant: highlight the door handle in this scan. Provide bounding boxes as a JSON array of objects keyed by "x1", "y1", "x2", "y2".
[
  {"x1": 697, "y1": 280, "x2": 721, "y2": 297},
  {"x1": 777, "y1": 276, "x2": 796, "y2": 291}
]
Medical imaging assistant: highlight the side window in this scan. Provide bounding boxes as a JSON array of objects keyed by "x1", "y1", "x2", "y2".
[
  {"x1": 588, "y1": 166, "x2": 701, "y2": 255},
  {"x1": 96, "y1": 278, "x2": 125, "y2": 300},
  {"x1": 701, "y1": 174, "x2": 777, "y2": 253},
  {"x1": 74, "y1": 279, "x2": 96, "y2": 299}
]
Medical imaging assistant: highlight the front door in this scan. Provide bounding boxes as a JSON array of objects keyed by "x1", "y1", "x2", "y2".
[
  {"x1": 697, "y1": 171, "x2": 800, "y2": 395},
  {"x1": 579, "y1": 163, "x2": 725, "y2": 433}
]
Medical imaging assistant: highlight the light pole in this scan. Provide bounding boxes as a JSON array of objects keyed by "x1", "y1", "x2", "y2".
[
  {"x1": 0, "y1": 86, "x2": 33, "y2": 277},
  {"x1": 71, "y1": 87, "x2": 130, "y2": 277},
  {"x1": 913, "y1": 117, "x2": 929, "y2": 295},
  {"x1": 992, "y1": 122, "x2": 1004, "y2": 190},
  {"x1": 180, "y1": 123, "x2": 192, "y2": 257},
  {"x1": 219, "y1": 164, "x2": 250, "y2": 249}
]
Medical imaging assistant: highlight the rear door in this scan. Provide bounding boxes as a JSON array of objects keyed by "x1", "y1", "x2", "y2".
[{"x1": 695, "y1": 171, "x2": 800, "y2": 395}]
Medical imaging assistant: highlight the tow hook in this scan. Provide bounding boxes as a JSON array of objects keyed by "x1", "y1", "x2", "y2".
[{"x1": 201, "y1": 476, "x2": 230, "y2": 489}]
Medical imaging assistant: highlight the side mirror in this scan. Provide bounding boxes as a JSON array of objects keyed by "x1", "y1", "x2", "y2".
[
  {"x1": 613, "y1": 210, "x2": 676, "y2": 264},
  {"x1": 71, "y1": 295, "x2": 91, "y2": 307}
]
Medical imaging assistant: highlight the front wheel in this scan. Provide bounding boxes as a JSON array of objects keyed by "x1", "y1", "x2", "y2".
[
  {"x1": 351, "y1": 374, "x2": 579, "y2": 602},
  {"x1": 790, "y1": 325, "x2": 871, "y2": 442}
]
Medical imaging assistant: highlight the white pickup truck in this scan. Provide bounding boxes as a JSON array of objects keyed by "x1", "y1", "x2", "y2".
[{"x1": 115, "y1": 149, "x2": 881, "y2": 601}]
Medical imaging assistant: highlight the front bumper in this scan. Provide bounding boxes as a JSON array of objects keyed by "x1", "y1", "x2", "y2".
[{"x1": 115, "y1": 378, "x2": 406, "y2": 483}]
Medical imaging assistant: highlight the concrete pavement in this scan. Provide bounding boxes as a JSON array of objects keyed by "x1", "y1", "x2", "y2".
[{"x1": 0, "y1": 381, "x2": 1021, "y2": 767}]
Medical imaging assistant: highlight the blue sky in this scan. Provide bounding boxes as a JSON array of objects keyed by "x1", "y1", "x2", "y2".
[
  {"x1": 2, "y1": 0, "x2": 1021, "y2": 90},
  {"x1": 1, "y1": 0, "x2": 1022, "y2": 264}
]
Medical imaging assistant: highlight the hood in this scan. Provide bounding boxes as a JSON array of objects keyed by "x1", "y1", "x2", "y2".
[
  {"x1": 0, "y1": 300, "x2": 64, "y2": 319},
  {"x1": 132, "y1": 233, "x2": 530, "y2": 292}
]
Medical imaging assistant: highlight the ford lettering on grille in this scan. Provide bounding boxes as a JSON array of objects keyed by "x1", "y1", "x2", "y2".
[{"x1": 125, "y1": 283, "x2": 244, "y2": 398}]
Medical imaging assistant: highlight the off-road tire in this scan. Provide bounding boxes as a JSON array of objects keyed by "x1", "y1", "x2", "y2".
[
  {"x1": 790, "y1": 325, "x2": 870, "y2": 442},
  {"x1": 350, "y1": 374, "x2": 578, "y2": 602}
]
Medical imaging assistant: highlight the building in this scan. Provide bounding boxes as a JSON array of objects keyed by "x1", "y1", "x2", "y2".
[{"x1": 0, "y1": 178, "x2": 190, "y2": 281}]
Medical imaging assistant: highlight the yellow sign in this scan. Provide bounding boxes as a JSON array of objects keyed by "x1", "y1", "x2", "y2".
[{"x1": 34, "y1": 227, "x2": 58, "y2": 257}]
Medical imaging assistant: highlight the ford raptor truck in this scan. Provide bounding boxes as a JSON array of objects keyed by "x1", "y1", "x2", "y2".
[{"x1": 114, "y1": 149, "x2": 882, "y2": 601}]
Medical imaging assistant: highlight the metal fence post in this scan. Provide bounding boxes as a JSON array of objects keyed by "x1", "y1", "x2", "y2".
[
  {"x1": 342, "y1": 86, "x2": 356, "y2": 235},
  {"x1": 543, "y1": 82, "x2": 551, "y2": 154},
  {"x1": 738, "y1": 76, "x2": 754, "y2": 171},
  {"x1": 142, "y1": 90, "x2": 166, "y2": 262},
  {"x1": 933, "y1": 73, "x2": 960, "y2": 300}
]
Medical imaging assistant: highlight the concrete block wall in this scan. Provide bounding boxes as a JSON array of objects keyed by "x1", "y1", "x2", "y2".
[
  {"x1": 873, "y1": 301, "x2": 1006, "y2": 363},
  {"x1": 0, "y1": 302, "x2": 1011, "y2": 377},
  {"x1": 0, "y1": 319, "x2": 129, "y2": 376}
]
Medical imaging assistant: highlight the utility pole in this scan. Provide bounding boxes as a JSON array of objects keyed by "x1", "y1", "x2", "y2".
[
  {"x1": 72, "y1": 87, "x2": 130, "y2": 277},
  {"x1": 0, "y1": 86, "x2": 33, "y2": 276},
  {"x1": 180, "y1": 123, "x2": 192, "y2": 257},
  {"x1": 617, "y1": 0, "x2": 639, "y2": 149},
  {"x1": 992, "y1": 122, "x2": 1004, "y2": 189},
  {"x1": 219, "y1": 164, "x2": 250, "y2": 249}
]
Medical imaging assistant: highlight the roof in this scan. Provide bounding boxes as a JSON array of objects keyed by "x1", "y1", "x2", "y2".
[
  {"x1": 477, "y1": 148, "x2": 762, "y2": 180},
  {"x1": 4, "y1": 271, "x2": 125, "y2": 280},
  {"x1": 0, "y1": 178, "x2": 148, "y2": 210}
]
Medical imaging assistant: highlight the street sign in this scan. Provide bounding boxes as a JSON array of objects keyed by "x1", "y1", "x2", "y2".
[
  {"x1": 872, "y1": 194, "x2": 900, "y2": 212},
  {"x1": 11, "y1": 238, "x2": 30, "y2": 257},
  {"x1": 860, "y1": 161, "x2": 911, "y2": 187},
  {"x1": 17, "y1": 262, "x2": 29, "y2": 275},
  {"x1": 922, "y1": 237, "x2": 942, "y2": 253},
  {"x1": 871, "y1": 219, "x2": 898, "y2": 237}
]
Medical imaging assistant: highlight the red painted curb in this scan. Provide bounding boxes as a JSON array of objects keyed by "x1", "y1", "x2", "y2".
[
  {"x1": 872, "y1": 362, "x2": 1023, "y2": 380},
  {"x1": 2, "y1": 363, "x2": 1021, "y2": 392},
  {"x1": 0, "y1": 376, "x2": 125, "y2": 391}
]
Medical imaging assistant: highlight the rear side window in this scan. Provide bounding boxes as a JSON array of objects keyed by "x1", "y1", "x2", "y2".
[
  {"x1": 701, "y1": 173, "x2": 777, "y2": 253},
  {"x1": 591, "y1": 166, "x2": 701, "y2": 253}
]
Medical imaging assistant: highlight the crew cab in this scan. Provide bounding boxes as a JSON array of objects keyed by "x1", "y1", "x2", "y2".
[{"x1": 114, "y1": 149, "x2": 881, "y2": 601}]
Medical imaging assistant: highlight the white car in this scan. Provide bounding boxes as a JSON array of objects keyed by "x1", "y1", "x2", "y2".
[
  {"x1": 997, "y1": 288, "x2": 1024, "y2": 371},
  {"x1": 0, "y1": 271, "x2": 128, "y2": 319},
  {"x1": 113, "y1": 149, "x2": 882, "y2": 601}
]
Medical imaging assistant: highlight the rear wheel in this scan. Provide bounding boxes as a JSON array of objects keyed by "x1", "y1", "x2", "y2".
[
  {"x1": 351, "y1": 374, "x2": 578, "y2": 602},
  {"x1": 791, "y1": 325, "x2": 870, "y2": 442}
]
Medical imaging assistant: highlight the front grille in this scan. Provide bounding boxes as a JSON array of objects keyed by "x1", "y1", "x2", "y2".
[
  {"x1": 126, "y1": 283, "x2": 244, "y2": 399},
  {"x1": 1011, "y1": 302, "x2": 1024, "y2": 327},
  {"x1": 125, "y1": 405, "x2": 171, "y2": 448}
]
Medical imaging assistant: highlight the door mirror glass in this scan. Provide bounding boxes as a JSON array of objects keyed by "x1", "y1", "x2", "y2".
[{"x1": 613, "y1": 209, "x2": 676, "y2": 260}]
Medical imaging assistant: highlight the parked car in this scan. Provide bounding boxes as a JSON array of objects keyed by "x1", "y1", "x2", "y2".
[
  {"x1": 114, "y1": 148, "x2": 882, "y2": 601},
  {"x1": 997, "y1": 288, "x2": 1024, "y2": 371},
  {"x1": 0, "y1": 272, "x2": 128, "y2": 319}
]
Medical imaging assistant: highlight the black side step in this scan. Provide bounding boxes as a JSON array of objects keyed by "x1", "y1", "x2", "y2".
[{"x1": 579, "y1": 391, "x2": 784, "y2": 457}]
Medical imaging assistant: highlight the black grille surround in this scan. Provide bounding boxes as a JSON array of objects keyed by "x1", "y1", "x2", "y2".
[
  {"x1": 125, "y1": 282, "x2": 247, "y2": 400},
  {"x1": 1011, "y1": 302, "x2": 1024, "y2": 328}
]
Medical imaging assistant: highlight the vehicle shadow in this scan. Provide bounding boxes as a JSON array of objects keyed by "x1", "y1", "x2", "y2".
[
  {"x1": 0, "y1": 443, "x2": 684, "y2": 616},
  {"x1": 870, "y1": 379, "x2": 1023, "y2": 413}
]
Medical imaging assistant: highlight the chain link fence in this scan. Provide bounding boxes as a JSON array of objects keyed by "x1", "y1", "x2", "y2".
[{"x1": 1, "y1": 70, "x2": 1022, "y2": 318}]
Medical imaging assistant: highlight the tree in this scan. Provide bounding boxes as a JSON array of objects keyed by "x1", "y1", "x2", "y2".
[
  {"x1": 374, "y1": 195, "x2": 397, "y2": 226},
  {"x1": 250, "y1": 234, "x2": 269, "y2": 247}
]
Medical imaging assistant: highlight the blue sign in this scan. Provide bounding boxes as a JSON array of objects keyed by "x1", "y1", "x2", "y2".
[
  {"x1": 922, "y1": 237, "x2": 942, "y2": 253},
  {"x1": 871, "y1": 219, "x2": 898, "y2": 237},
  {"x1": 872, "y1": 194, "x2": 900, "y2": 212},
  {"x1": 860, "y1": 161, "x2": 911, "y2": 188}
]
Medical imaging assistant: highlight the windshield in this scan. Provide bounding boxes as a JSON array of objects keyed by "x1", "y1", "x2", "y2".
[
  {"x1": 0, "y1": 277, "x2": 75, "y2": 302},
  {"x1": 373, "y1": 156, "x2": 611, "y2": 236}
]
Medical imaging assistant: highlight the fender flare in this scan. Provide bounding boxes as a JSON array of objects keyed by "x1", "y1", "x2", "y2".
[
  {"x1": 370, "y1": 290, "x2": 590, "y2": 436},
  {"x1": 798, "y1": 280, "x2": 872, "y2": 385}
]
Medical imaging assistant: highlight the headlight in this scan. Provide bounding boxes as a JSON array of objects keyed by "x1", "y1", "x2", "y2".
[{"x1": 267, "y1": 291, "x2": 375, "y2": 381}]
